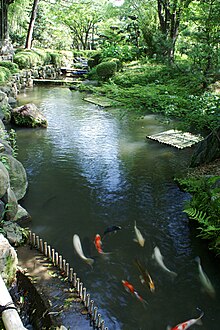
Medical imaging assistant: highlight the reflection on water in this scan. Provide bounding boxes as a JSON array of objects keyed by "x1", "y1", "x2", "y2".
[{"x1": 16, "y1": 87, "x2": 220, "y2": 330}]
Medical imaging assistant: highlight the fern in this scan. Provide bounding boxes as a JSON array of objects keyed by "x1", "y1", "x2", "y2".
[{"x1": 184, "y1": 207, "x2": 211, "y2": 224}]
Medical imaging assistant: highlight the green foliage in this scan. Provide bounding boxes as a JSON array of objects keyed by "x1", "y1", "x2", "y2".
[
  {"x1": 96, "y1": 61, "x2": 117, "y2": 80},
  {"x1": 0, "y1": 61, "x2": 19, "y2": 74},
  {"x1": 0, "y1": 104, "x2": 11, "y2": 122},
  {"x1": 0, "y1": 67, "x2": 11, "y2": 83},
  {"x1": 101, "y1": 43, "x2": 137, "y2": 62},
  {"x1": 13, "y1": 49, "x2": 43, "y2": 69},
  {"x1": 177, "y1": 175, "x2": 220, "y2": 254},
  {"x1": 8, "y1": 129, "x2": 18, "y2": 158},
  {"x1": 92, "y1": 61, "x2": 219, "y2": 131}
]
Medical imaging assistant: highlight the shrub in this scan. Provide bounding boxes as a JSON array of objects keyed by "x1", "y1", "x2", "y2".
[
  {"x1": 96, "y1": 61, "x2": 117, "y2": 80},
  {"x1": 0, "y1": 61, "x2": 19, "y2": 73},
  {"x1": 0, "y1": 67, "x2": 11, "y2": 83},
  {"x1": 49, "y1": 52, "x2": 62, "y2": 67},
  {"x1": 88, "y1": 53, "x2": 102, "y2": 69},
  {"x1": 14, "y1": 50, "x2": 42, "y2": 69}
]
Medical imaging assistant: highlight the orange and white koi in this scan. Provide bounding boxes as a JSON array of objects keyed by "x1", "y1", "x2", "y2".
[
  {"x1": 122, "y1": 280, "x2": 148, "y2": 305},
  {"x1": 94, "y1": 234, "x2": 103, "y2": 254},
  {"x1": 167, "y1": 310, "x2": 204, "y2": 330}
]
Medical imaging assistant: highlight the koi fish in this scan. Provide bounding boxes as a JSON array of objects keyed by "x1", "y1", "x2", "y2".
[
  {"x1": 195, "y1": 256, "x2": 215, "y2": 298},
  {"x1": 103, "y1": 225, "x2": 121, "y2": 238},
  {"x1": 122, "y1": 280, "x2": 148, "y2": 305},
  {"x1": 134, "y1": 258, "x2": 155, "y2": 292},
  {"x1": 152, "y1": 246, "x2": 177, "y2": 277},
  {"x1": 73, "y1": 234, "x2": 94, "y2": 267},
  {"x1": 167, "y1": 310, "x2": 204, "y2": 330},
  {"x1": 134, "y1": 221, "x2": 145, "y2": 247},
  {"x1": 94, "y1": 234, "x2": 103, "y2": 254}
]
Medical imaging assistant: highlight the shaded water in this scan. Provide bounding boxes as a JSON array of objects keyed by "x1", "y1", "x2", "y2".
[{"x1": 16, "y1": 86, "x2": 220, "y2": 330}]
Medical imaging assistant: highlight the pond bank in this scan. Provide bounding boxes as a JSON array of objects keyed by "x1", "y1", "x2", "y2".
[{"x1": 17, "y1": 245, "x2": 90, "y2": 330}]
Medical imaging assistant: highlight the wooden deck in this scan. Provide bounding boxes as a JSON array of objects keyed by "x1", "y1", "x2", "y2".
[{"x1": 146, "y1": 129, "x2": 203, "y2": 149}]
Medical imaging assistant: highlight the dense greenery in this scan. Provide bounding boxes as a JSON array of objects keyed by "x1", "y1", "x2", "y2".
[
  {"x1": 86, "y1": 60, "x2": 219, "y2": 132},
  {"x1": 177, "y1": 176, "x2": 220, "y2": 255}
]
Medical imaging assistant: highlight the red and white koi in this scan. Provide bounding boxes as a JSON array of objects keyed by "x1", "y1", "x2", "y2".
[
  {"x1": 94, "y1": 234, "x2": 103, "y2": 254},
  {"x1": 167, "y1": 310, "x2": 204, "y2": 330},
  {"x1": 122, "y1": 280, "x2": 148, "y2": 305}
]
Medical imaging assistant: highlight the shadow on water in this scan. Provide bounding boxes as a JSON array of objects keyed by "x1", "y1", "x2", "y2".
[{"x1": 16, "y1": 86, "x2": 220, "y2": 330}]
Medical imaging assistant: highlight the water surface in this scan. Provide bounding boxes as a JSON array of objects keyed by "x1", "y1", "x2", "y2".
[{"x1": 16, "y1": 86, "x2": 220, "y2": 330}]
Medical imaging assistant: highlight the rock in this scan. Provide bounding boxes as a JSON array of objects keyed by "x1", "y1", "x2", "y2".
[
  {"x1": 0, "y1": 233, "x2": 18, "y2": 285},
  {"x1": 11, "y1": 103, "x2": 48, "y2": 128},
  {"x1": 190, "y1": 127, "x2": 220, "y2": 167},
  {"x1": 3, "y1": 221, "x2": 24, "y2": 246},
  {"x1": 2, "y1": 187, "x2": 18, "y2": 220},
  {"x1": 0, "y1": 153, "x2": 28, "y2": 200},
  {"x1": 8, "y1": 96, "x2": 17, "y2": 107},
  {"x1": 0, "y1": 118, "x2": 5, "y2": 129},
  {"x1": 13, "y1": 204, "x2": 31, "y2": 225},
  {"x1": 0, "y1": 200, "x2": 5, "y2": 220},
  {"x1": 0, "y1": 161, "x2": 10, "y2": 198},
  {"x1": 0, "y1": 138, "x2": 14, "y2": 155}
]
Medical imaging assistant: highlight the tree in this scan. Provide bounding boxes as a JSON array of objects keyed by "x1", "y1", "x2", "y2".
[
  {"x1": 186, "y1": 0, "x2": 220, "y2": 76},
  {"x1": 156, "y1": 0, "x2": 193, "y2": 63},
  {"x1": 55, "y1": 0, "x2": 105, "y2": 50},
  {"x1": 25, "y1": 0, "x2": 39, "y2": 49}
]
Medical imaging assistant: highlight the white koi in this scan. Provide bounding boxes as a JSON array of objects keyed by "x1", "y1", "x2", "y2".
[
  {"x1": 73, "y1": 234, "x2": 94, "y2": 267},
  {"x1": 152, "y1": 246, "x2": 177, "y2": 277},
  {"x1": 134, "y1": 221, "x2": 145, "y2": 247},
  {"x1": 195, "y1": 256, "x2": 215, "y2": 298}
]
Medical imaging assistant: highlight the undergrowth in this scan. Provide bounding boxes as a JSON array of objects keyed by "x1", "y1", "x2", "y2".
[
  {"x1": 88, "y1": 61, "x2": 219, "y2": 133},
  {"x1": 177, "y1": 175, "x2": 220, "y2": 255}
]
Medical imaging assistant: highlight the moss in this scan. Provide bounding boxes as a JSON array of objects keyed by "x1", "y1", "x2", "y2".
[{"x1": 5, "y1": 254, "x2": 17, "y2": 286}]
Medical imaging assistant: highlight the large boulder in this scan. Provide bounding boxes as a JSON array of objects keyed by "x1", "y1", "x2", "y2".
[
  {"x1": 190, "y1": 127, "x2": 220, "y2": 167},
  {"x1": 0, "y1": 234, "x2": 18, "y2": 285},
  {"x1": 11, "y1": 103, "x2": 47, "y2": 128},
  {"x1": 13, "y1": 204, "x2": 31, "y2": 225},
  {"x1": 0, "y1": 153, "x2": 28, "y2": 200},
  {"x1": 3, "y1": 221, "x2": 24, "y2": 246}
]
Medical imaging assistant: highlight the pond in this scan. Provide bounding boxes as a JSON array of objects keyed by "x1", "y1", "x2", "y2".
[{"x1": 16, "y1": 86, "x2": 220, "y2": 330}]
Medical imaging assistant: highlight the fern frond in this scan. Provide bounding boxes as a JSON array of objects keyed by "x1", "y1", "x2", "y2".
[{"x1": 184, "y1": 207, "x2": 210, "y2": 224}]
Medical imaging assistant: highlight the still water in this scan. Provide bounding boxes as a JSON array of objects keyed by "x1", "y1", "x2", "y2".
[{"x1": 16, "y1": 86, "x2": 220, "y2": 330}]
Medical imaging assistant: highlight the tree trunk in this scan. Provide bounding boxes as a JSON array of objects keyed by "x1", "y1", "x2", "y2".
[
  {"x1": 25, "y1": 0, "x2": 39, "y2": 49},
  {"x1": 0, "y1": 0, "x2": 14, "y2": 54}
]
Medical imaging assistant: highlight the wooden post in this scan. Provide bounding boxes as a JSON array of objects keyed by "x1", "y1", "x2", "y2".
[{"x1": 0, "y1": 275, "x2": 27, "y2": 329}]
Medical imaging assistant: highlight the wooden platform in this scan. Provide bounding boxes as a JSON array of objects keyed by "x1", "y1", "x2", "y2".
[{"x1": 146, "y1": 129, "x2": 204, "y2": 149}]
